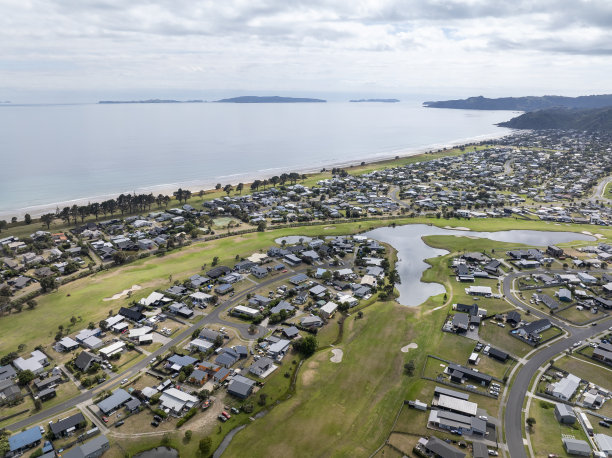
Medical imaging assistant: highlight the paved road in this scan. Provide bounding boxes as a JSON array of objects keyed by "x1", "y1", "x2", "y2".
[
  {"x1": 589, "y1": 175, "x2": 612, "y2": 204},
  {"x1": 502, "y1": 269, "x2": 612, "y2": 458},
  {"x1": 6, "y1": 268, "x2": 308, "y2": 431}
]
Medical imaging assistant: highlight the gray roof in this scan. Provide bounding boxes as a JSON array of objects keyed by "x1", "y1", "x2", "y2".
[
  {"x1": 227, "y1": 375, "x2": 256, "y2": 398},
  {"x1": 562, "y1": 438, "x2": 591, "y2": 455},
  {"x1": 425, "y1": 436, "x2": 466, "y2": 458},
  {"x1": 0, "y1": 364, "x2": 16, "y2": 381},
  {"x1": 62, "y1": 435, "x2": 109, "y2": 458},
  {"x1": 96, "y1": 389, "x2": 131, "y2": 414},
  {"x1": 554, "y1": 403, "x2": 575, "y2": 418},
  {"x1": 50, "y1": 412, "x2": 85, "y2": 436}
]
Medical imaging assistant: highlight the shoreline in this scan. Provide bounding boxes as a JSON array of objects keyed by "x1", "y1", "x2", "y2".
[{"x1": 0, "y1": 130, "x2": 513, "y2": 220}]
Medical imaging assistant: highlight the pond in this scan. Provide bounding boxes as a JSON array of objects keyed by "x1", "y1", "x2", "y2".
[
  {"x1": 275, "y1": 235, "x2": 313, "y2": 245},
  {"x1": 363, "y1": 224, "x2": 595, "y2": 306},
  {"x1": 134, "y1": 447, "x2": 179, "y2": 458}
]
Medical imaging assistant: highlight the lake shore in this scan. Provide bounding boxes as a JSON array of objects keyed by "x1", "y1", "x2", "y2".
[{"x1": 0, "y1": 130, "x2": 511, "y2": 220}]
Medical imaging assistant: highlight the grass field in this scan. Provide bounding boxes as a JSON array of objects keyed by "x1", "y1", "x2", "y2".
[
  {"x1": 478, "y1": 320, "x2": 534, "y2": 358},
  {"x1": 557, "y1": 305, "x2": 603, "y2": 324},
  {"x1": 554, "y1": 355, "x2": 612, "y2": 391},
  {"x1": 529, "y1": 400, "x2": 588, "y2": 458}
]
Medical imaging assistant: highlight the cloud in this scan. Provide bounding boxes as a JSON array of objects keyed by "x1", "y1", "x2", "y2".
[{"x1": 1, "y1": 0, "x2": 611, "y2": 99}]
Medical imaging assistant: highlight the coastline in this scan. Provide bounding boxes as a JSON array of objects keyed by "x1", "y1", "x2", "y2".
[{"x1": 0, "y1": 130, "x2": 512, "y2": 220}]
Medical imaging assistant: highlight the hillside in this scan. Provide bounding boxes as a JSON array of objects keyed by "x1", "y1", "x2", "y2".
[
  {"x1": 214, "y1": 96, "x2": 326, "y2": 103},
  {"x1": 498, "y1": 107, "x2": 612, "y2": 131},
  {"x1": 423, "y1": 94, "x2": 612, "y2": 111}
]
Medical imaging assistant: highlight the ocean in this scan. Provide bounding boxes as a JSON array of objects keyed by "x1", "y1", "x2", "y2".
[{"x1": 0, "y1": 101, "x2": 515, "y2": 218}]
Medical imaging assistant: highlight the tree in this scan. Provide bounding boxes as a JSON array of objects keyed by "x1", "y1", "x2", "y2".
[
  {"x1": 26, "y1": 299, "x2": 37, "y2": 310},
  {"x1": 24, "y1": 213, "x2": 32, "y2": 224},
  {"x1": 526, "y1": 417, "x2": 536, "y2": 431},
  {"x1": 18, "y1": 370, "x2": 35, "y2": 386},
  {"x1": 293, "y1": 335, "x2": 318, "y2": 358},
  {"x1": 113, "y1": 251, "x2": 127, "y2": 265},
  {"x1": 236, "y1": 183, "x2": 244, "y2": 194},
  {"x1": 223, "y1": 184, "x2": 233, "y2": 196},
  {"x1": 215, "y1": 183, "x2": 222, "y2": 190},
  {"x1": 0, "y1": 220, "x2": 7, "y2": 233},
  {"x1": 40, "y1": 276, "x2": 56, "y2": 293},
  {"x1": 199, "y1": 437, "x2": 212, "y2": 456},
  {"x1": 257, "y1": 221, "x2": 266, "y2": 232},
  {"x1": 404, "y1": 360, "x2": 416, "y2": 376},
  {"x1": 184, "y1": 430, "x2": 192, "y2": 442}
]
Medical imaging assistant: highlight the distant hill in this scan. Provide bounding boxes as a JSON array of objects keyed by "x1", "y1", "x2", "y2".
[
  {"x1": 498, "y1": 107, "x2": 612, "y2": 131},
  {"x1": 99, "y1": 99, "x2": 203, "y2": 104},
  {"x1": 423, "y1": 94, "x2": 612, "y2": 111},
  {"x1": 214, "y1": 96, "x2": 326, "y2": 103},
  {"x1": 350, "y1": 99, "x2": 399, "y2": 103}
]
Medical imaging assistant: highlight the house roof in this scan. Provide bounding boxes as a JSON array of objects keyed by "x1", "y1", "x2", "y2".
[
  {"x1": 563, "y1": 438, "x2": 591, "y2": 455},
  {"x1": 97, "y1": 389, "x2": 132, "y2": 414},
  {"x1": 50, "y1": 412, "x2": 85, "y2": 435},
  {"x1": 8, "y1": 426, "x2": 42, "y2": 452},
  {"x1": 62, "y1": 435, "x2": 110, "y2": 458},
  {"x1": 425, "y1": 436, "x2": 466, "y2": 458}
]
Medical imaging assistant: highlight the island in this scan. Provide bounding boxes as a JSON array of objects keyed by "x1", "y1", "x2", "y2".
[
  {"x1": 98, "y1": 99, "x2": 203, "y2": 104},
  {"x1": 498, "y1": 106, "x2": 612, "y2": 132},
  {"x1": 423, "y1": 94, "x2": 612, "y2": 111},
  {"x1": 349, "y1": 98, "x2": 400, "y2": 103},
  {"x1": 213, "y1": 96, "x2": 326, "y2": 103}
]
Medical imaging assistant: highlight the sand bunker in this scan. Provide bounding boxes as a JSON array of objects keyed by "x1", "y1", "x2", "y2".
[
  {"x1": 104, "y1": 285, "x2": 142, "y2": 301},
  {"x1": 330, "y1": 349, "x2": 344, "y2": 363},
  {"x1": 445, "y1": 226, "x2": 470, "y2": 231},
  {"x1": 401, "y1": 343, "x2": 418, "y2": 353}
]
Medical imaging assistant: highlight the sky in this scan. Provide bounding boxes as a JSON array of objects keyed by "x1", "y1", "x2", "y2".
[{"x1": 2, "y1": 0, "x2": 612, "y2": 102}]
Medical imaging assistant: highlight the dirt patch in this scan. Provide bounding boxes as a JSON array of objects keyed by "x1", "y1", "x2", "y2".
[
  {"x1": 444, "y1": 226, "x2": 470, "y2": 231},
  {"x1": 401, "y1": 343, "x2": 418, "y2": 353},
  {"x1": 323, "y1": 226, "x2": 336, "y2": 230},
  {"x1": 103, "y1": 284, "x2": 142, "y2": 301},
  {"x1": 595, "y1": 233, "x2": 604, "y2": 239},
  {"x1": 300, "y1": 360, "x2": 319, "y2": 386},
  {"x1": 330, "y1": 349, "x2": 343, "y2": 363}
]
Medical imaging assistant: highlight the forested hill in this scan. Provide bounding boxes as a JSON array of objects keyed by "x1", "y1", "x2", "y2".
[
  {"x1": 214, "y1": 96, "x2": 326, "y2": 103},
  {"x1": 423, "y1": 94, "x2": 612, "y2": 111},
  {"x1": 497, "y1": 107, "x2": 612, "y2": 131}
]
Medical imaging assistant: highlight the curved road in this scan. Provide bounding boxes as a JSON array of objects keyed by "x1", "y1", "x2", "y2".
[
  {"x1": 589, "y1": 175, "x2": 612, "y2": 204},
  {"x1": 502, "y1": 270, "x2": 612, "y2": 458}
]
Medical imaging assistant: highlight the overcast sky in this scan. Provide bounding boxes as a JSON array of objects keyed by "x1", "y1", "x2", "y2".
[{"x1": 2, "y1": 0, "x2": 612, "y2": 102}]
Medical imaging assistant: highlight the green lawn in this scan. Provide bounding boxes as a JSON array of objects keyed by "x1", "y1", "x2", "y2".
[
  {"x1": 478, "y1": 320, "x2": 534, "y2": 358},
  {"x1": 554, "y1": 355, "x2": 612, "y2": 391},
  {"x1": 529, "y1": 400, "x2": 588, "y2": 458},
  {"x1": 557, "y1": 306, "x2": 602, "y2": 325}
]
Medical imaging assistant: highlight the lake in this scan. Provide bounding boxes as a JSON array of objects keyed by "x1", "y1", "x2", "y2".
[
  {"x1": 134, "y1": 447, "x2": 179, "y2": 458},
  {"x1": 0, "y1": 101, "x2": 514, "y2": 217},
  {"x1": 363, "y1": 225, "x2": 596, "y2": 306}
]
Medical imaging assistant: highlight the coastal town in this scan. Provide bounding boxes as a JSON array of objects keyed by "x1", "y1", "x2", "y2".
[{"x1": 1, "y1": 130, "x2": 612, "y2": 457}]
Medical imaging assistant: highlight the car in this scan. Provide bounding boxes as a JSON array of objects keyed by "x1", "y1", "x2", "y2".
[
  {"x1": 609, "y1": 326, "x2": 612, "y2": 331},
  {"x1": 121, "y1": 378, "x2": 128, "y2": 385},
  {"x1": 202, "y1": 400, "x2": 211, "y2": 410},
  {"x1": 38, "y1": 426, "x2": 45, "y2": 435},
  {"x1": 102, "y1": 416, "x2": 109, "y2": 423},
  {"x1": 217, "y1": 415, "x2": 227, "y2": 422},
  {"x1": 115, "y1": 421, "x2": 124, "y2": 428},
  {"x1": 150, "y1": 359, "x2": 156, "y2": 365},
  {"x1": 222, "y1": 411, "x2": 231, "y2": 419},
  {"x1": 488, "y1": 450, "x2": 499, "y2": 456},
  {"x1": 151, "y1": 421, "x2": 159, "y2": 427},
  {"x1": 599, "y1": 421, "x2": 611, "y2": 428},
  {"x1": 450, "y1": 429, "x2": 461, "y2": 435},
  {"x1": 497, "y1": 323, "x2": 505, "y2": 328},
  {"x1": 153, "y1": 415, "x2": 162, "y2": 422},
  {"x1": 282, "y1": 269, "x2": 288, "y2": 273},
  {"x1": 479, "y1": 415, "x2": 488, "y2": 421},
  {"x1": 231, "y1": 407, "x2": 240, "y2": 414},
  {"x1": 592, "y1": 322, "x2": 597, "y2": 326}
]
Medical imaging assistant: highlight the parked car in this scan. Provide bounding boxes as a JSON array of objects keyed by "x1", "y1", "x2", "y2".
[
  {"x1": 231, "y1": 407, "x2": 240, "y2": 414},
  {"x1": 115, "y1": 421, "x2": 124, "y2": 428},
  {"x1": 488, "y1": 450, "x2": 499, "y2": 456},
  {"x1": 217, "y1": 415, "x2": 227, "y2": 422},
  {"x1": 222, "y1": 411, "x2": 231, "y2": 420},
  {"x1": 151, "y1": 421, "x2": 159, "y2": 427},
  {"x1": 599, "y1": 421, "x2": 610, "y2": 428}
]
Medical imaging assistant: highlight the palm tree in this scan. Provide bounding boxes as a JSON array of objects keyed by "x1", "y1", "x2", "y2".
[
  {"x1": 236, "y1": 183, "x2": 244, "y2": 194},
  {"x1": 40, "y1": 213, "x2": 54, "y2": 229},
  {"x1": 224, "y1": 184, "x2": 233, "y2": 196}
]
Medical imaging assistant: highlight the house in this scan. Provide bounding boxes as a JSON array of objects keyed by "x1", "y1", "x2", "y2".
[
  {"x1": 38, "y1": 387, "x2": 56, "y2": 401},
  {"x1": 249, "y1": 357, "x2": 276, "y2": 377},
  {"x1": 309, "y1": 284, "x2": 327, "y2": 298},
  {"x1": 74, "y1": 352, "x2": 98, "y2": 373},
  {"x1": 289, "y1": 273, "x2": 309, "y2": 285},
  {"x1": 50, "y1": 412, "x2": 86, "y2": 438},
  {"x1": 562, "y1": 438, "x2": 591, "y2": 456},
  {"x1": 96, "y1": 389, "x2": 133, "y2": 415},
  {"x1": 8, "y1": 426, "x2": 42, "y2": 455},
  {"x1": 189, "y1": 339, "x2": 214, "y2": 353},
  {"x1": 270, "y1": 301, "x2": 295, "y2": 315},
  {"x1": 128, "y1": 326, "x2": 153, "y2": 340},
  {"x1": 138, "y1": 291, "x2": 166, "y2": 307},
  {"x1": 61, "y1": 434, "x2": 110, "y2": 458},
  {"x1": 428, "y1": 409, "x2": 487, "y2": 436},
  {"x1": 99, "y1": 341, "x2": 125, "y2": 359},
  {"x1": 189, "y1": 274, "x2": 210, "y2": 288},
  {"x1": 233, "y1": 305, "x2": 259, "y2": 318},
  {"x1": 515, "y1": 319, "x2": 552, "y2": 341},
  {"x1": 547, "y1": 245, "x2": 564, "y2": 257},
  {"x1": 166, "y1": 355, "x2": 198, "y2": 372},
  {"x1": 283, "y1": 326, "x2": 300, "y2": 339},
  {"x1": 301, "y1": 315, "x2": 323, "y2": 328},
  {"x1": 465, "y1": 286, "x2": 492, "y2": 296},
  {"x1": 594, "y1": 434, "x2": 612, "y2": 457},
  {"x1": 159, "y1": 388, "x2": 198, "y2": 414},
  {"x1": 423, "y1": 436, "x2": 466, "y2": 458},
  {"x1": 215, "y1": 349, "x2": 240, "y2": 368},
  {"x1": 190, "y1": 291, "x2": 213, "y2": 305},
  {"x1": 168, "y1": 302, "x2": 194, "y2": 318},
  {"x1": 199, "y1": 328, "x2": 222, "y2": 342},
  {"x1": 557, "y1": 288, "x2": 572, "y2": 302},
  {"x1": 215, "y1": 283, "x2": 234, "y2": 295},
  {"x1": 166, "y1": 285, "x2": 188, "y2": 296},
  {"x1": 451, "y1": 313, "x2": 469, "y2": 333},
  {"x1": 0, "y1": 379, "x2": 22, "y2": 405},
  {"x1": 13, "y1": 350, "x2": 48, "y2": 374},
  {"x1": 118, "y1": 306, "x2": 145, "y2": 322},
  {"x1": 34, "y1": 375, "x2": 61, "y2": 392},
  {"x1": 188, "y1": 369, "x2": 208, "y2": 386},
  {"x1": 250, "y1": 266, "x2": 268, "y2": 279},
  {"x1": 550, "y1": 373, "x2": 581, "y2": 401},
  {"x1": 267, "y1": 339, "x2": 291, "y2": 359},
  {"x1": 206, "y1": 266, "x2": 231, "y2": 279},
  {"x1": 0, "y1": 364, "x2": 17, "y2": 381},
  {"x1": 488, "y1": 347, "x2": 508, "y2": 362},
  {"x1": 320, "y1": 301, "x2": 338, "y2": 319},
  {"x1": 227, "y1": 375, "x2": 256, "y2": 399},
  {"x1": 213, "y1": 367, "x2": 232, "y2": 383},
  {"x1": 506, "y1": 310, "x2": 521, "y2": 326}
]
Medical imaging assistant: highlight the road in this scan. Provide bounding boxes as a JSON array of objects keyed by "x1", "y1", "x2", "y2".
[
  {"x1": 502, "y1": 270, "x2": 612, "y2": 458},
  {"x1": 589, "y1": 175, "x2": 612, "y2": 204},
  {"x1": 6, "y1": 267, "x2": 309, "y2": 431}
]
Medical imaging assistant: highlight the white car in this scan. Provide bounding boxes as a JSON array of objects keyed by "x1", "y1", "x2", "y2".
[
  {"x1": 479, "y1": 415, "x2": 488, "y2": 421},
  {"x1": 121, "y1": 378, "x2": 128, "y2": 385},
  {"x1": 488, "y1": 450, "x2": 499, "y2": 456}
]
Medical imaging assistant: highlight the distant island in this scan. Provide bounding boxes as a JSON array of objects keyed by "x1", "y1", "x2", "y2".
[
  {"x1": 99, "y1": 99, "x2": 203, "y2": 104},
  {"x1": 214, "y1": 96, "x2": 326, "y2": 103},
  {"x1": 498, "y1": 107, "x2": 612, "y2": 132},
  {"x1": 350, "y1": 98, "x2": 399, "y2": 103},
  {"x1": 423, "y1": 94, "x2": 612, "y2": 111}
]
